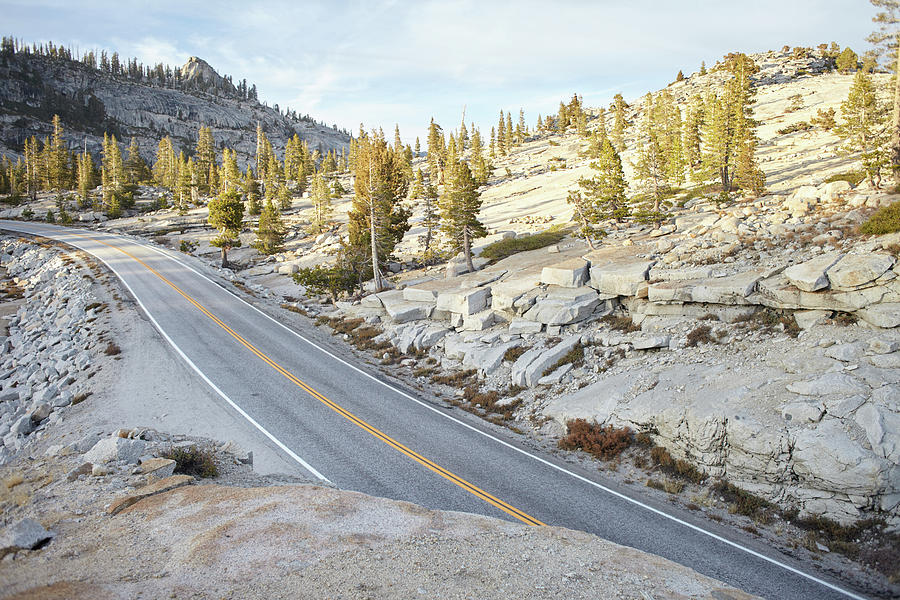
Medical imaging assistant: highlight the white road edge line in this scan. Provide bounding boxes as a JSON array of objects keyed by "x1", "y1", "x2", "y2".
[
  {"x1": 1, "y1": 223, "x2": 330, "y2": 484},
  {"x1": 124, "y1": 235, "x2": 869, "y2": 600},
  {"x1": 22, "y1": 224, "x2": 865, "y2": 600}
]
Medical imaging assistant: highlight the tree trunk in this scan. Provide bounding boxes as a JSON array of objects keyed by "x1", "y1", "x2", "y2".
[
  {"x1": 892, "y1": 36, "x2": 900, "y2": 187},
  {"x1": 220, "y1": 246, "x2": 228, "y2": 268},
  {"x1": 463, "y1": 228, "x2": 474, "y2": 273}
]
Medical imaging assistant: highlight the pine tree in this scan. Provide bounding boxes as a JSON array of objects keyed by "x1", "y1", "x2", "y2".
[
  {"x1": 505, "y1": 113, "x2": 514, "y2": 150},
  {"x1": 49, "y1": 115, "x2": 69, "y2": 191},
  {"x1": 153, "y1": 136, "x2": 177, "y2": 189},
  {"x1": 426, "y1": 118, "x2": 445, "y2": 182},
  {"x1": 175, "y1": 152, "x2": 193, "y2": 213},
  {"x1": 439, "y1": 160, "x2": 486, "y2": 273},
  {"x1": 221, "y1": 148, "x2": 242, "y2": 193},
  {"x1": 409, "y1": 168, "x2": 425, "y2": 200},
  {"x1": 23, "y1": 136, "x2": 39, "y2": 200},
  {"x1": 124, "y1": 137, "x2": 149, "y2": 184},
  {"x1": 394, "y1": 124, "x2": 403, "y2": 152},
  {"x1": 836, "y1": 47, "x2": 859, "y2": 73},
  {"x1": 245, "y1": 170, "x2": 261, "y2": 216},
  {"x1": 348, "y1": 131, "x2": 411, "y2": 291},
  {"x1": 699, "y1": 61, "x2": 707, "y2": 75},
  {"x1": 76, "y1": 150, "x2": 96, "y2": 208},
  {"x1": 421, "y1": 182, "x2": 440, "y2": 256},
  {"x1": 683, "y1": 95, "x2": 704, "y2": 174},
  {"x1": 517, "y1": 109, "x2": 526, "y2": 144},
  {"x1": 278, "y1": 184, "x2": 291, "y2": 212},
  {"x1": 253, "y1": 198, "x2": 285, "y2": 255},
  {"x1": 868, "y1": 0, "x2": 900, "y2": 183},
  {"x1": 469, "y1": 128, "x2": 490, "y2": 184},
  {"x1": 575, "y1": 138, "x2": 629, "y2": 223},
  {"x1": 311, "y1": 173, "x2": 331, "y2": 232},
  {"x1": 101, "y1": 133, "x2": 126, "y2": 217},
  {"x1": 612, "y1": 94, "x2": 627, "y2": 151},
  {"x1": 195, "y1": 125, "x2": 216, "y2": 194},
  {"x1": 836, "y1": 69, "x2": 889, "y2": 186},
  {"x1": 633, "y1": 93, "x2": 668, "y2": 221},
  {"x1": 496, "y1": 112, "x2": 507, "y2": 156},
  {"x1": 208, "y1": 187, "x2": 244, "y2": 267}
]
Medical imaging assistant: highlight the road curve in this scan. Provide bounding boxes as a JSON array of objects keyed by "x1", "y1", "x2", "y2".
[{"x1": 1, "y1": 221, "x2": 871, "y2": 600}]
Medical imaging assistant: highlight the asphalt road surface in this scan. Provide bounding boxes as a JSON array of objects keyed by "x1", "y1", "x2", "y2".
[{"x1": 1, "y1": 221, "x2": 872, "y2": 600}]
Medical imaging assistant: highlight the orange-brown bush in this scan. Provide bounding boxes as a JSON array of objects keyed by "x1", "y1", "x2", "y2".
[{"x1": 558, "y1": 419, "x2": 633, "y2": 460}]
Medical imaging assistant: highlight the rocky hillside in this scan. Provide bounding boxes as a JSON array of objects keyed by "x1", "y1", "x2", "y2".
[
  {"x1": 0, "y1": 50, "x2": 349, "y2": 164},
  {"x1": 0, "y1": 236, "x2": 758, "y2": 600}
]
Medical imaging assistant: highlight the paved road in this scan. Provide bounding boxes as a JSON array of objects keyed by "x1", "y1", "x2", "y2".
[{"x1": 1, "y1": 221, "x2": 871, "y2": 600}]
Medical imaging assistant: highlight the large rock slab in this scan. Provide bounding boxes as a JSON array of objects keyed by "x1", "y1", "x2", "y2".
[
  {"x1": 436, "y1": 287, "x2": 491, "y2": 316},
  {"x1": 589, "y1": 259, "x2": 655, "y2": 297},
  {"x1": 376, "y1": 290, "x2": 434, "y2": 324},
  {"x1": 84, "y1": 436, "x2": 147, "y2": 465},
  {"x1": 462, "y1": 340, "x2": 523, "y2": 375},
  {"x1": 511, "y1": 334, "x2": 581, "y2": 387},
  {"x1": 786, "y1": 372, "x2": 869, "y2": 397},
  {"x1": 540, "y1": 258, "x2": 589, "y2": 288},
  {"x1": 522, "y1": 288, "x2": 610, "y2": 326},
  {"x1": 827, "y1": 253, "x2": 895, "y2": 291},
  {"x1": 491, "y1": 277, "x2": 542, "y2": 312},
  {"x1": 857, "y1": 303, "x2": 900, "y2": 328},
  {"x1": 649, "y1": 270, "x2": 767, "y2": 306},
  {"x1": 755, "y1": 274, "x2": 896, "y2": 311},
  {"x1": 783, "y1": 252, "x2": 843, "y2": 292}
]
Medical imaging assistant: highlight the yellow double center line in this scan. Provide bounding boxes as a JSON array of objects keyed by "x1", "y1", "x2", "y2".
[{"x1": 78, "y1": 233, "x2": 545, "y2": 527}]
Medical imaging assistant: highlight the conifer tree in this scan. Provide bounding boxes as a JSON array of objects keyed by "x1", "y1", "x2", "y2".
[
  {"x1": 699, "y1": 61, "x2": 707, "y2": 75},
  {"x1": 469, "y1": 128, "x2": 490, "y2": 184},
  {"x1": 153, "y1": 136, "x2": 177, "y2": 189},
  {"x1": 278, "y1": 184, "x2": 291, "y2": 212},
  {"x1": 49, "y1": 115, "x2": 69, "y2": 191},
  {"x1": 497, "y1": 112, "x2": 507, "y2": 156},
  {"x1": 193, "y1": 126, "x2": 215, "y2": 193},
  {"x1": 557, "y1": 101, "x2": 568, "y2": 133},
  {"x1": 426, "y1": 118, "x2": 445, "y2": 182},
  {"x1": 575, "y1": 138, "x2": 629, "y2": 223},
  {"x1": 458, "y1": 117, "x2": 468, "y2": 151},
  {"x1": 101, "y1": 133, "x2": 126, "y2": 217},
  {"x1": 76, "y1": 150, "x2": 96, "y2": 208},
  {"x1": 612, "y1": 94, "x2": 627, "y2": 151},
  {"x1": 245, "y1": 170, "x2": 261, "y2": 215},
  {"x1": 421, "y1": 181, "x2": 440, "y2": 256},
  {"x1": 220, "y1": 148, "x2": 242, "y2": 193},
  {"x1": 124, "y1": 137, "x2": 149, "y2": 184},
  {"x1": 310, "y1": 173, "x2": 331, "y2": 232},
  {"x1": 409, "y1": 168, "x2": 425, "y2": 200},
  {"x1": 505, "y1": 113, "x2": 514, "y2": 149},
  {"x1": 683, "y1": 95, "x2": 704, "y2": 174},
  {"x1": 868, "y1": 0, "x2": 900, "y2": 183},
  {"x1": 348, "y1": 131, "x2": 411, "y2": 291},
  {"x1": 634, "y1": 93, "x2": 668, "y2": 221},
  {"x1": 175, "y1": 152, "x2": 193, "y2": 213},
  {"x1": 208, "y1": 186, "x2": 244, "y2": 267},
  {"x1": 253, "y1": 198, "x2": 285, "y2": 255},
  {"x1": 439, "y1": 160, "x2": 486, "y2": 272},
  {"x1": 23, "y1": 136, "x2": 39, "y2": 200},
  {"x1": 517, "y1": 109, "x2": 526, "y2": 144},
  {"x1": 836, "y1": 47, "x2": 859, "y2": 73},
  {"x1": 836, "y1": 69, "x2": 889, "y2": 186}
]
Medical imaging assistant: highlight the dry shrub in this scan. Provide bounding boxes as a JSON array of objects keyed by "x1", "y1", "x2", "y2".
[
  {"x1": 503, "y1": 346, "x2": 528, "y2": 362},
  {"x1": 161, "y1": 445, "x2": 219, "y2": 478},
  {"x1": 103, "y1": 342, "x2": 121, "y2": 356},
  {"x1": 559, "y1": 419, "x2": 632, "y2": 460},
  {"x1": 650, "y1": 446, "x2": 705, "y2": 483},
  {"x1": 431, "y1": 369, "x2": 477, "y2": 386},
  {"x1": 685, "y1": 325, "x2": 716, "y2": 347},
  {"x1": 646, "y1": 478, "x2": 685, "y2": 494},
  {"x1": 711, "y1": 480, "x2": 771, "y2": 517},
  {"x1": 601, "y1": 314, "x2": 641, "y2": 333}
]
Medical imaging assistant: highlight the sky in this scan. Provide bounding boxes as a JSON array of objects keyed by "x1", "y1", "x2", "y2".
[{"x1": 1, "y1": 0, "x2": 878, "y2": 145}]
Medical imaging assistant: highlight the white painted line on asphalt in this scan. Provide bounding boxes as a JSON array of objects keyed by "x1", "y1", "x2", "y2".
[
  {"x1": 0, "y1": 222, "x2": 330, "y2": 484},
  {"x1": 126, "y1": 235, "x2": 869, "y2": 600}
]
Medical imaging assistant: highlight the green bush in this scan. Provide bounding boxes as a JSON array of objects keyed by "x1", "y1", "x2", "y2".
[
  {"x1": 480, "y1": 229, "x2": 567, "y2": 263},
  {"x1": 860, "y1": 201, "x2": 900, "y2": 235},
  {"x1": 777, "y1": 122, "x2": 812, "y2": 135},
  {"x1": 824, "y1": 170, "x2": 864, "y2": 187},
  {"x1": 293, "y1": 264, "x2": 357, "y2": 299}
]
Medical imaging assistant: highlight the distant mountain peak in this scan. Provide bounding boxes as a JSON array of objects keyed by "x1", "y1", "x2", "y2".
[{"x1": 181, "y1": 56, "x2": 235, "y2": 94}]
